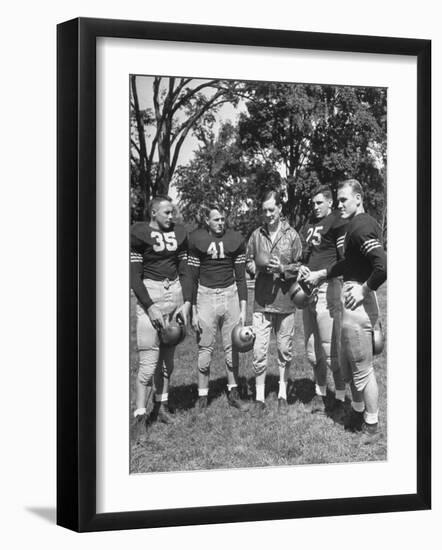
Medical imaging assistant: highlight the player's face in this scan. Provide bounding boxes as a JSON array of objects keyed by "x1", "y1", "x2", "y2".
[
  {"x1": 337, "y1": 186, "x2": 360, "y2": 219},
  {"x1": 262, "y1": 197, "x2": 282, "y2": 229},
  {"x1": 206, "y1": 209, "x2": 225, "y2": 236},
  {"x1": 312, "y1": 193, "x2": 332, "y2": 219},
  {"x1": 152, "y1": 201, "x2": 174, "y2": 230}
]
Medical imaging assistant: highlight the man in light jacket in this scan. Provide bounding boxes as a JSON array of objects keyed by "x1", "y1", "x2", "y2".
[{"x1": 246, "y1": 190, "x2": 302, "y2": 415}]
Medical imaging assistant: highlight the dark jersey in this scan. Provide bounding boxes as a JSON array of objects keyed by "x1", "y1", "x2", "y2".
[
  {"x1": 327, "y1": 212, "x2": 386, "y2": 291},
  {"x1": 188, "y1": 228, "x2": 247, "y2": 304},
  {"x1": 130, "y1": 222, "x2": 191, "y2": 309},
  {"x1": 302, "y1": 210, "x2": 347, "y2": 271}
]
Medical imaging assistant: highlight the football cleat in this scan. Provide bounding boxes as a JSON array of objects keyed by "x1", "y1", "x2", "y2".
[{"x1": 231, "y1": 324, "x2": 255, "y2": 353}]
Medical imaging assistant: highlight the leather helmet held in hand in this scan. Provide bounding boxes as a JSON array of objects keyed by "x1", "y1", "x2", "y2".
[
  {"x1": 289, "y1": 280, "x2": 316, "y2": 309},
  {"x1": 372, "y1": 322, "x2": 385, "y2": 355},
  {"x1": 231, "y1": 324, "x2": 255, "y2": 353},
  {"x1": 159, "y1": 316, "x2": 186, "y2": 347}
]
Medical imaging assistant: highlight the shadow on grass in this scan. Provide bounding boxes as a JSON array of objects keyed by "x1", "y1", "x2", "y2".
[{"x1": 169, "y1": 375, "x2": 250, "y2": 411}]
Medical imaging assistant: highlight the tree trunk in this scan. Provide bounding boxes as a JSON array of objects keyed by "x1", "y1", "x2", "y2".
[{"x1": 130, "y1": 75, "x2": 152, "y2": 219}]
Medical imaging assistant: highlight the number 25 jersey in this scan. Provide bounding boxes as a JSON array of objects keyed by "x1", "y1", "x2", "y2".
[{"x1": 302, "y1": 210, "x2": 347, "y2": 271}]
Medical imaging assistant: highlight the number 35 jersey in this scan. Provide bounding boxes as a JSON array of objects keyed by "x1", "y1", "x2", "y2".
[
  {"x1": 302, "y1": 210, "x2": 347, "y2": 271},
  {"x1": 130, "y1": 222, "x2": 192, "y2": 308},
  {"x1": 187, "y1": 228, "x2": 247, "y2": 303}
]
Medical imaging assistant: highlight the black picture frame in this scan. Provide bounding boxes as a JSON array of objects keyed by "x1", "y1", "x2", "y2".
[{"x1": 57, "y1": 17, "x2": 431, "y2": 532}]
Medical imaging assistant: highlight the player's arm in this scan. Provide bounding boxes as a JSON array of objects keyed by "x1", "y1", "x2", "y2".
[
  {"x1": 245, "y1": 233, "x2": 257, "y2": 278},
  {"x1": 233, "y1": 239, "x2": 248, "y2": 324},
  {"x1": 344, "y1": 229, "x2": 387, "y2": 310},
  {"x1": 334, "y1": 221, "x2": 347, "y2": 261},
  {"x1": 130, "y1": 232, "x2": 164, "y2": 330},
  {"x1": 130, "y1": 234, "x2": 153, "y2": 310},
  {"x1": 175, "y1": 235, "x2": 192, "y2": 325},
  {"x1": 298, "y1": 224, "x2": 312, "y2": 279},
  {"x1": 186, "y1": 235, "x2": 202, "y2": 332}
]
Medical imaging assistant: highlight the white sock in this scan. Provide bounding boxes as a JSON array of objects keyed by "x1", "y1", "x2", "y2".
[
  {"x1": 256, "y1": 383, "x2": 265, "y2": 402},
  {"x1": 335, "y1": 389, "x2": 346, "y2": 402},
  {"x1": 198, "y1": 388, "x2": 209, "y2": 397},
  {"x1": 351, "y1": 400, "x2": 365, "y2": 413},
  {"x1": 364, "y1": 410, "x2": 379, "y2": 424},
  {"x1": 227, "y1": 384, "x2": 237, "y2": 392},
  {"x1": 315, "y1": 384, "x2": 327, "y2": 397},
  {"x1": 134, "y1": 407, "x2": 146, "y2": 418},
  {"x1": 155, "y1": 393, "x2": 168, "y2": 403},
  {"x1": 278, "y1": 380, "x2": 287, "y2": 400}
]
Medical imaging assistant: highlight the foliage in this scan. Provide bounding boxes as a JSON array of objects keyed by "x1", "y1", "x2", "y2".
[{"x1": 130, "y1": 76, "x2": 242, "y2": 219}]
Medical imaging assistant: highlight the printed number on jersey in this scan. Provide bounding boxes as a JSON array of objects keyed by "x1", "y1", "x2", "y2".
[
  {"x1": 306, "y1": 226, "x2": 323, "y2": 246},
  {"x1": 151, "y1": 231, "x2": 178, "y2": 252},
  {"x1": 207, "y1": 241, "x2": 225, "y2": 259}
]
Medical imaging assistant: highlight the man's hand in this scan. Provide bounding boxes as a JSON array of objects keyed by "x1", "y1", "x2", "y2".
[
  {"x1": 304, "y1": 269, "x2": 327, "y2": 287},
  {"x1": 175, "y1": 301, "x2": 191, "y2": 326},
  {"x1": 298, "y1": 265, "x2": 310, "y2": 280},
  {"x1": 147, "y1": 304, "x2": 165, "y2": 331},
  {"x1": 267, "y1": 255, "x2": 282, "y2": 274},
  {"x1": 246, "y1": 260, "x2": 257, "y2": 277},
  {"x1": 344, "y1": 283, "x2": 369, "y2": 310},
  {"x1": 191, "y1": 306, "x2": 202, "y2": 333}
]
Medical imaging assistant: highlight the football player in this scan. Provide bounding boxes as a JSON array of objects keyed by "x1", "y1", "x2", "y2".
[
  {"x1": 246, "y1": 190, "x2": 302, "y2": 415},
  {"x1": 188, "y1": 204, "x2": 249, "y2": 411},
  {"x1": 298, "y1": 185, "x2": 347, "y2": 416},
  {"x1": 305, "y1": 179, "x2": 386, "y2": 444},
  {"x1": 130, "y1": 195, "x2": 192, "y2": 431}
]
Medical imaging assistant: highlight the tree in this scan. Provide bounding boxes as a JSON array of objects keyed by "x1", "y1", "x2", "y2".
[
  {"x1": 238, "y1": 82, "x2": 387, "y2": 231},
  {"x1": 130, "y1": 76, "x2": 241, "y2": 219},
  {"x1": 175, "y1": 121, "x2": 284, "y2": 238}
]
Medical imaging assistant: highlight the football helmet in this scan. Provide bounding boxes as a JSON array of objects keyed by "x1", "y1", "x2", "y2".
[
  {"x1": 289, "y1": 280, "x2": 316, "y2": 309},
  {"x1": 231, "y1": 324, "x2": 255, "y2": 353},
  {"x1": 372, "y1": 322, "x2": 384, "y2": 355},
  {"x1": 159, "y1": 318, "x2": 186, "y2": 347}
]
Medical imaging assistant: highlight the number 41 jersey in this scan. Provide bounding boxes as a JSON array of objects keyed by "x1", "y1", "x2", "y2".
[
  {"x1": 302, "y1": 210, "x2": 347, "y2": 271},
  {"x1": 187, "y1": 228, "x2": 247, "y2": 303}
]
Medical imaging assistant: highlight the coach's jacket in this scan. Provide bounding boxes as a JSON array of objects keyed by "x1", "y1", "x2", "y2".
[{"x1": 246, "y1": 219, "x2": 302, "y2": 314}]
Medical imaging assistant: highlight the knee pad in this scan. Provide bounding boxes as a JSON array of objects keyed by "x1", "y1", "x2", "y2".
[{"x1": 137, "y1": 350, "x2": 157, "y2": 386}]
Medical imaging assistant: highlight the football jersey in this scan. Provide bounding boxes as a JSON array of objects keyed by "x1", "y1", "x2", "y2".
[
  {"x1": 188, "y1": 228, "x2": 247, "y2": 303},
  {"x1": 328, "y1": 212, "x2": 386, "y2": 291},
  {"x1": 130, "y1": 222, "x2": 191, "y2": 308},
  {"x1": 302, "y1": 210, "x2": 347, "y2": 271}
]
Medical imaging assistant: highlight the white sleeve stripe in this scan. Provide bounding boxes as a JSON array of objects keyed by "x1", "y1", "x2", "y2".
[
  {"x1": 361, "y1": 242, "x2": 380, "y2": 252},
  {"x1": 234, "y1": 259, "x2": 246, "y2": 264},
  {"x1": 130, "y1": 258, "x2": 143, "y2": 263},
  {"x1": 361, "y1": 238, "x2": 379, "y2": 249},
  {"x1": 363, "y1": 243, "x2": 382, "y2": 255}
]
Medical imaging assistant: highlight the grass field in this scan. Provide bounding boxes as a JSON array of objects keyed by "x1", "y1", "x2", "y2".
[{"x1": 130, "y1": 285, "x2": 387, "y2": 473}]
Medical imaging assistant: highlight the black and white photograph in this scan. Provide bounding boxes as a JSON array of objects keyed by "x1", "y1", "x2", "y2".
[{"x1": 129, "y1": 75, "x2": 388, "y2": 474}]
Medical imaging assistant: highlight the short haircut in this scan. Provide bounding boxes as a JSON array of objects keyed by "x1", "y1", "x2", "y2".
[
  {"x1": 261, "y1": 189, "x2": 282, "y2": 206},
  {"x1": 311, "y1": 185, "x2": 332, "y2": 201},
  {"x1": 202, "y1": 202, "x2": 225, "y2": 218},
  {"x1": 148, "y1": 194, "x2": 173, "y2": 218},
  {"x1": 338, "y1": 179, "x2": 364, "y2": 199}
]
